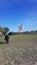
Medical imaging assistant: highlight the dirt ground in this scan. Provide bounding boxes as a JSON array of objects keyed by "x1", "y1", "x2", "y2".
[
  {"x1": 0, "y1": 42, "x2": 37, "y2": 65},
  {"x1": 0, "y1": 34, "x2": 37, "y2": 65}
]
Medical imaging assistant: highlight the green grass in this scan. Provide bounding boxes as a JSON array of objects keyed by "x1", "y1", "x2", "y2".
[
  {"x1": 9, "y1": 34, "x2": 37, "y2": 44},
  {"x1": 0, "y1": 34, "x2": 37, "y2": 43},
  {"x1": 0, "y1": 34, "x2": 37, "y2": 65}
]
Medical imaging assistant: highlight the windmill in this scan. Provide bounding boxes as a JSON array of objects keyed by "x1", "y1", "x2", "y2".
[{"x1": 18, "y1": 24, "x2": 23, "y2": 32}]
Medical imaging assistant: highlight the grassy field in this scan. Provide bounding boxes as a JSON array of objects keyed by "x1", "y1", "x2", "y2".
[{"x1": 0, "y1": 34, "x2": 37, "y2": 65}]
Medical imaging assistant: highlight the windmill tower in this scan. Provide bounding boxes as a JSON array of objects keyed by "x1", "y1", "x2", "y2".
[{"x1": 18, "y1": 24, "x2": 23, "y2": 32}]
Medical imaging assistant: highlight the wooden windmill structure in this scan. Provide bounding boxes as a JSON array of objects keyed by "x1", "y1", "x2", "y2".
[{"x1": 18, "y1": 24, "x2": 23, "y2": 32}]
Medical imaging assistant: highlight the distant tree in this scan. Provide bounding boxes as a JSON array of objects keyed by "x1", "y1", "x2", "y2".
[
  {"x1": 2, "y1": 27, "x2": 9, "y2": 35},
  {"x1": 35, "y1": 30, "x2": 37, "y2": 32},
  {"x1": 8, "y1": 32, "x2": 18, "y2": 35},
  {"x1": 8, "y1": 32, "x2": 13, "y2": 35}
]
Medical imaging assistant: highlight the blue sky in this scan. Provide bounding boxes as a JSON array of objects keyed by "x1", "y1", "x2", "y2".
[{"x1": 0, "y1": 0, "x2": 37, "y2": 32}]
